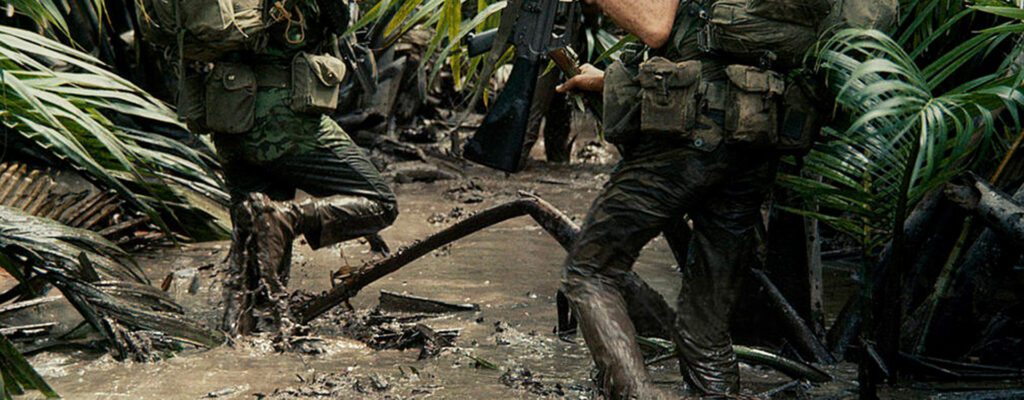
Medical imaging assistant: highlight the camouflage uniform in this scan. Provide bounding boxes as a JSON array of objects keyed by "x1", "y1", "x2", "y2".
[
  {"x1": 561, "y1": 4, "x2": 780, "y2": 398},
  {"x1": 209, "y1": 0, "x2": 398, "y2": 334}
]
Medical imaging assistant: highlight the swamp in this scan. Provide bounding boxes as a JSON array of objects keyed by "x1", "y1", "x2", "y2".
[{"x1": 2, "y1": 0, "x2": 1024, "y2": 399}]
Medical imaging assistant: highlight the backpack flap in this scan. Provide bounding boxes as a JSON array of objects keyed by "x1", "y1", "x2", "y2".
[{"x1": 702, "y1": 0, "x2": 820, "y2": 69}]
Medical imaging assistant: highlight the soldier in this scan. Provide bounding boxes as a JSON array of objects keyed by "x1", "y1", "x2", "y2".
[
  {"x1": 555, "y1": 0, "x2": 828, "y2": 397},
  {"x1": 178, "y1": 0, "x2": 399, "y2": 335}
]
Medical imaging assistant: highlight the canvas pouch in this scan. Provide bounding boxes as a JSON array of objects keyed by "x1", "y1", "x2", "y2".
[
  {"x1": 178, "y1": 71, "x2": 207, "y2": 133},
  {"x1": 776, "y1": 77, "x2": 823, "y2": 154},
  {"x1": 637, "y1": 57, "x2": 702, "y2": 136},
  {"x1": 723, "y1": 64, "x2": 784, "y2": 146},
  {"x1": 205, "y1": 63, "x2": 257, "y2": 134},
  {"x1": 290, "y1": 52, "x2": 347, "y2": 114},
  {"x1": 602, "y1": 59, "x2": 642, "y2": 144}
]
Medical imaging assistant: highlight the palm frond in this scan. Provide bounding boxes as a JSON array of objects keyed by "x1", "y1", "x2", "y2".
[
  {"x1": 0, "y1": 25, "x2": 230, "y2": 240},
  {"x1": 2, "y1": 0, "x2": 70, "y2": 34},
  {"x1": 0, "y1": 333, "x2": 58, "y2": 399},
  {"x1": 0, "y1": 206, "x2": 224, "y2": 360},
  {"x1": 783, "y1": 25, "x2": 1024, "y2": 250}
]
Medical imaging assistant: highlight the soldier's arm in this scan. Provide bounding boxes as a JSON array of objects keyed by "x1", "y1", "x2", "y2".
[
  {"x1": 583, "y1": 0, "x2": 678, "y2": 48},
  {"x1": 556, "y1": 63, "x2": 604, "y2": 93}
]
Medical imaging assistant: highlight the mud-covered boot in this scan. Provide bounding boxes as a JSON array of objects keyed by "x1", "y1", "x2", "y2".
[
  {"x1": 222, "y1": 198, "x2": 258, "y2": 336},
  {"x1": 243, "y1": 193, "x2": 309, "y2": 332}
]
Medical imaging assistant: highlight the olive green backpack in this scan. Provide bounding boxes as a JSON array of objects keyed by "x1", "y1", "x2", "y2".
[
  {"x1": 135, "y1": 0, "x2": 277, "y2": 61},
  {"x1": 699, "y1": 0, "x2": 900, "y2": 70}
]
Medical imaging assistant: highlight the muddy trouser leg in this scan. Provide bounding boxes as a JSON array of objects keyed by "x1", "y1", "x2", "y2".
[
  {"x1": 617, "y1": 219, "x2": 692, "y2": 340},
  {"x1": 218, "y1": 119, "x2": 397, "y2": 333},
  {"x1": 674, "y1": 157, "x2": 777, "y2": 395},
  {"x1": 562, "y1": 147, "x2": 733, "y2": 399},
  {"x1": 217, "y1": 137, "x2": 298, "y2": 335},
  {"x1": 279, "y1": 119, "x2": 398, "y2": 249},
  {"x1": 262, "y1": 119, "x2": 398, "y2": 286}
]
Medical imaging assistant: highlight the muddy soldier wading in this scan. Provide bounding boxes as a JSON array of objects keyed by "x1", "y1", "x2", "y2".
[
  {"x1": 555, "y1": 0, "x2": 895, "y2": 398},
  {"x1": 136, "y1": 0, "x2": 397, "y2": 335}
]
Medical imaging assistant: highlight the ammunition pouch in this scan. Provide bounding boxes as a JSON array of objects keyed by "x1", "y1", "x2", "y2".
[
  {"x1": 602, "y1": 58, "x2": 706, "y2": 146},
  {"x1": 723, "y1": 64, "x2": 783, "y2": 146},
  {"x1": 638, "y1": 57, "x2": 702, "y2": 135},
  {"x1": 289, "y1": 52, "x2": 346, "y2": 115},
  {"x1": 205, "y1": 63, "x2": 257, "y2": 134}
]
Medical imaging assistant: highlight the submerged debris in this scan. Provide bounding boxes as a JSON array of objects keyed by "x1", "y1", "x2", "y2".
[
  {"x1": 378, "y1": 290, "x2": 479, "y2": 314},
  {"x1": 499, "y1": 366, "x2": 592, "y2": 398},
  {"x1": 317, "y1": 308, "x2": 458, "y2": 356},
  {"x1": 444, "y1": 181, "x2": 487, "y2": 204}
]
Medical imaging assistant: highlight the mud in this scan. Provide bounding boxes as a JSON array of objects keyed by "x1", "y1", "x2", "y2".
[{"x1": 22, "y1": 162, "x2": 866, "y2": 399}]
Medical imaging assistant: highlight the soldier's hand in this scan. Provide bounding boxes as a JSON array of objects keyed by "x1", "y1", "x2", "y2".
[{"x1": 556, "y1": 64, "x2": 604, "y2": 93}]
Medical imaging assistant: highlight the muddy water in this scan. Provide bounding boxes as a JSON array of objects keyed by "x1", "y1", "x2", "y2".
[{"x1": 26, "y1": 165, "x2": 850, "y2": 399}]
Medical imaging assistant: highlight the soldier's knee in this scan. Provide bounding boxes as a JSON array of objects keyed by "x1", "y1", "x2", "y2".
[{"x1": 379, "y1": 197, "x2": 399, "y2": 227}]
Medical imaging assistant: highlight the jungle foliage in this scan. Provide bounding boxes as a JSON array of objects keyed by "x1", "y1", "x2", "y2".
[{"x1": 1, "y1": 0, "x2": 230, "y2": 241}]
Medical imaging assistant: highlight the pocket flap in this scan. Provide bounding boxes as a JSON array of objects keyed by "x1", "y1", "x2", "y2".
[
  {"x1": 219, "y1": 64, "x2": 256, "y2": 90},
  {"x1": 307, "y1": 54, "x2": 347, "y2": 86},
  {"x1": 638, "y1": 57, "x2": 701, "y2": 89},
  {"x1": 725, "y1": 65, "x2": 784, "y2": 95}
]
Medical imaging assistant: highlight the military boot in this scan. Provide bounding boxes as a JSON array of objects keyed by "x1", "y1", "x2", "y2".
[
  {"x1": 222, "y1": 197, "x2": 257, "y2": 336},
  {"x1": 242, "y1": 192, "x2": 318, "y2": 332}
]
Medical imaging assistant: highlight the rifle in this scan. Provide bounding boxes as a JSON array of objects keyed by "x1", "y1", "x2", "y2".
[{"x1": 461, "y1": 0, "x2": 584, "y2": 173}]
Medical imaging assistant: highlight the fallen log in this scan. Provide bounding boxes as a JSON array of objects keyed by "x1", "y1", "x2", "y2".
[
  {"x1": 294, "y1": 193, "x2": 577, "y2": 324},
  {"x1": 946, "y1": 175, "x2": 1024, "y2": 245},
  {"x1": 378, "y1": 290, "x2": 479, "y2": 314},
  {"x1": 826, "y1": 191, "x2": 945, "y2": 359},
  {"x1": 905, "y1": 180, "x2": 1024, "y2": 358}
]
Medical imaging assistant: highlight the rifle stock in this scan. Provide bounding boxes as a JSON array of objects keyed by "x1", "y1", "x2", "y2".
[
  {"x1": 462, "y1": 0, "x2": 581, "y2": 173},
  {"x1": 463, "y1": 57, "x2": 541, "y2": 172}
]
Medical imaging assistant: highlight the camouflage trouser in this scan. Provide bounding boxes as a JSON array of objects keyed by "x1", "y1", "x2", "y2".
[
  {"x1": 213, "y1": 88, "x2": 397, "y2": 333},
  {"x1": 562, "y1": 140, "x2": 777, "y2": 397},
  {"x1": 212, "y1": 88, "x2": 398, "y2": 242}
]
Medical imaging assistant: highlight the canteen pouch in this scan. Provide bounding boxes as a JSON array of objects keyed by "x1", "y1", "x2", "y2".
[
  {"x1": 290, "y1": 52, "x2": 347, "y2": 114},
  {"x1": 205, "y1": 63, "x2": 256, "y2": 134},
  {"x1": 637, "y1": 57, "x2": 702, "y2": 136},
  {"x1": 602, "y1": 59, "x2": 642, "y2": 144},
  {"x1": 723, "y1": 65, "x2": 784, "y2": 146}
]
